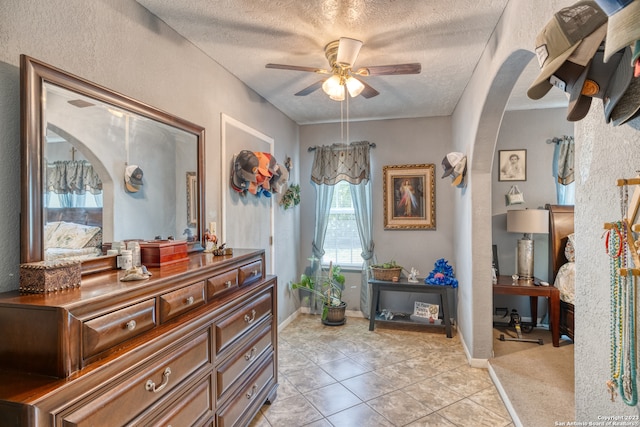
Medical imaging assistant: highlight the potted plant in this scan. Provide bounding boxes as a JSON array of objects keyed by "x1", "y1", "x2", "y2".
[
  {"x1": 290, "y1": 262, "x2": 347, "y2": 326},
  {"x1": 370, "y1": 260, "x2": 403, "y2": 281}
]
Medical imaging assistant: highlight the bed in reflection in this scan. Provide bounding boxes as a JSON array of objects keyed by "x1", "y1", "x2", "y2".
[{"x1": 44, "y1": 207, "x2": 103, "y2": 261}]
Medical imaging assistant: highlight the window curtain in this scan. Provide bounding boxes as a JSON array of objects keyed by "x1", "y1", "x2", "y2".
[
  {"x1": 309, "y1": 141, "x2": 375, "y2": 316},
  {"x1": 550, "y1": 136, "x2": 575, "y2": 205},
  {"x1": 46, "y1": 160, "x2": 103, "y2": 208},
  {"x1": 349, "y1": 181, "x2": 376, "y2": 317}
]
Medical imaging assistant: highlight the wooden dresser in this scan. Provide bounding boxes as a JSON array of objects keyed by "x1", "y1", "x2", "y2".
[{"x1": 0, "y1": 249, "x2": 277, "y2": 426}]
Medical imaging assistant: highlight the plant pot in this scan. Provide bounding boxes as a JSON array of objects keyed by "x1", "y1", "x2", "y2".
[{"x1": 322, "y1": 301, "x2": 347, "y2": 326}]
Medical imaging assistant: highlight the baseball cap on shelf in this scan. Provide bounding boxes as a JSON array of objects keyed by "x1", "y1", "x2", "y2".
[
  {"x1": 124, "y1": 164, "x2": 143, "y2": 193},
  {"x1": 441, "y1": 152, "x2": 464, "y2": 179},
  {"x1": 594, "y1": 0, "x2": 640, "y2": 62},
  {"x1": 527, "y1": 1, "x2": 607, "y2": 100}
]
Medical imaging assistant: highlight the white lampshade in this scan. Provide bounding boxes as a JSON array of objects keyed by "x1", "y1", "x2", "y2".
[
  {"x1": 345, "y1": 76, "x2": 364, "y2": 97},
  {"x1": 507, "y1": 209, "x2": 549, "y2": 235},
  {"x1": 322, "y1": 75, "x2": 345, "y2": 101},
  {"x1": 336, "y1": 37, "x2": 363, "y2": 66}
]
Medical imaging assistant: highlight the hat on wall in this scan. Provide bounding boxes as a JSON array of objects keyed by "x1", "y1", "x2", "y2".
[
  {"x1": 527, "y1": 1, "x2": 607, "y2": 100},
  {"x1": 441, "y1": 152, "x2": 464, "y2": 179},
  {"x1": 451, "y1": 156, "x2": 468, "y2": 187},
  {"x1": 557, "y1": 46, "x2": 627, "y2": 121},
  {"x1": 610, "y1": 75, "x2": 640, "y2": 125},
  {"x1": 231, "y1": 150, "x2": 259, "y2": 193},
  {"x1": 602, "y1": 47, "x2": 634, "y2": 122},
  {"x1": 594, "y1": 0, "x2": 640, "y2": 62},
  {"x1": 124, "y1": 164, "x2": 144, "y2": 193}
]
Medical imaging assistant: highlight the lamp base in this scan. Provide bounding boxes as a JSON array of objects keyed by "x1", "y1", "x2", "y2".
[{"x1": 516, "y1": 238, "x2": 534, "y2": 280}]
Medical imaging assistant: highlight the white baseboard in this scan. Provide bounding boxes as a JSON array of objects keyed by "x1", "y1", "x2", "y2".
[
  {"x1": 459, "y1": 328, "x2": 489, "y2": 368},
  {"x1": 488, "y1": 363, "x2": 523, "y2": 427}
]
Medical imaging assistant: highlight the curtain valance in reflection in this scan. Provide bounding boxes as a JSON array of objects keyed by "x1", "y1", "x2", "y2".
[
  {"x1": 46, "y1": 160, "x2": 103, "y2": 195},
  {"x1": 311, "y1": 141, "x2": 372, "y2": 185}
]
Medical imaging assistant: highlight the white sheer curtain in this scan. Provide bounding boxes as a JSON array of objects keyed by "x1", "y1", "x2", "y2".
[
  {"x1": 310, "y1": 141, "x2": 375, "y2": 316},
  {"x1": 550, "y1": 136, "x2": 575, "y2": 205}
]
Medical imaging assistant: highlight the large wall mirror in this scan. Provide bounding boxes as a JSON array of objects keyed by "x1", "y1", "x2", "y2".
[{"x1": 21, "y1": 55, "x2": 205, "y2": 273}]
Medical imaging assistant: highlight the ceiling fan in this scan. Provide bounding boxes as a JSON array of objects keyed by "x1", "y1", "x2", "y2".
[{"x1": 265, "y1": 37, "x2": 421, "y2": 101}]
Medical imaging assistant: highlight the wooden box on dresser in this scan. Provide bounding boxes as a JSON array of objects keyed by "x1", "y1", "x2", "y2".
[{"x1": 0, "y1": 249, "x2": 277, "y2": 427}]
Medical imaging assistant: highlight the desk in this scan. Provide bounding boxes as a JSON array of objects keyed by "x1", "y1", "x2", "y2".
[
  {"x1": 493, "y1": 275, "x2": 560, "y2": 347},
  {"x1": 369, "y1": 279, "x2": 453, "y2": 338}
]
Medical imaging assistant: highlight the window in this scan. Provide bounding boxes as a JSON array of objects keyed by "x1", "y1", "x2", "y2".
[{"x1": 323, "y1": 181, "x2": 362, "y2": 267}]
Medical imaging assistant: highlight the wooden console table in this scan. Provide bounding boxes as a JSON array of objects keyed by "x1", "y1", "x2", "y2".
[
  {"x1": 368, "y1": 279, "x2": 453, "y2": 338},
  {"x1": 493, "y1": 275, "x2": 560, "y2": 347}
]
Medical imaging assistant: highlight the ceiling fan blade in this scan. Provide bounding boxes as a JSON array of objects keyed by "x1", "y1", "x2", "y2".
[
  {"x1": 356, "y1": 78, "x2": 380, "y2": 99},
  {"x1": 336, "y1": 37, "x2": 363, "y2": 67},
  {"x1": 265, "y1": 63, "x2": 329, "y2": 74},
  {"x1": 355, "y1": 63, "x2": 422, "y2": 76},
  {"x1": 294, "y1": 80, "x2": 325, "y2": 96}
]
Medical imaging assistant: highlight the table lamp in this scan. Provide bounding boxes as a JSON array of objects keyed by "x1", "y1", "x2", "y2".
[{"x1": 507, "y1": 209, "x2": 549, "y2": 280}]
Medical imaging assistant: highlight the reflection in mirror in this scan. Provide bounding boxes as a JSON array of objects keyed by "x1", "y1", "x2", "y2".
[{"x1": 21, "y1": 55, "x2": 205, "y2": 272}]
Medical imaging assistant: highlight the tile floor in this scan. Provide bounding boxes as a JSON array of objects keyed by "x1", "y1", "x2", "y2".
[{"x1": 249, "y1": 314, "x2": 513, "y2": 427}]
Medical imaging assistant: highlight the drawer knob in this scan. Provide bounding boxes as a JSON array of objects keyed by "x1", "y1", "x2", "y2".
[
  {"x1": 244, "y1": 347, "x2": 257, "y2": 361},
  {"x1": 145, "y1": 367, "x2": 172, "y2": 393},
  {"x1": 246, "y1": 384, "x2": 258, "y2": 399},
  {"x1": 252, "y1": 269, "x2": 259, "y2": 276},
  {"x1": 244, "y1": 309, "x2": 256, "y2": 324},
  {"x1": 125, "y1": 320, "x2": 137, "y2": 331},
  {"x1": 225, "y1": 281, "x2": 232, "y2": 288},
  {"x1": 186, "y1": 296, "x2": 195, "y2": 305}
]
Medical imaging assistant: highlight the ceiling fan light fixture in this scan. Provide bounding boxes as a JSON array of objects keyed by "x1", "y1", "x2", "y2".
[
  {"x1": 322, "y1": 75, "x2": 345, "y2": 100},
  {"x1": 345, "y1": 76, "x2": 364, "y2": 97},
  {"x1": 336, "y1": 37, "x2": 363, "y2": 67}
]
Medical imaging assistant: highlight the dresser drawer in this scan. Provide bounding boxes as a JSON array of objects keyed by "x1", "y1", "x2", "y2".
[
  {"x1": 238, "y1": 260, "x2": 263, "y2": 286},
  {"x1": 144, "y1": 373, "x2": 213, "y2": 427},
  {"x1": 216, "y1": 353, "x2": 275, "y2": 427},
  {"x1": 215, "y1": 291, "x2": 272, "y2": 355},
  {"x1": 216, "y1": 323, "x2": 272, "y2": 399},
  {"x1": 159, "y1": 280, "x2": 206, "y2": 323},
  {"x1": 207, "y1": 269, "x2": 239, "y2": 299},
  {"x1": 62, "y1": 329, "x2": 211, "y2": 427},
  {"x1": 83, "y1": 298, "x2": 156, "y2": 359}
]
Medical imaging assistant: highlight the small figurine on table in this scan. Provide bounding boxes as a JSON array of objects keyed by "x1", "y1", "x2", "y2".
[
  {"x1": 203, "y1": 228, "x2": 218, "y2": 253},
  {"x1": 408, "y1": 267, "x2": 419, "y2": 283}
]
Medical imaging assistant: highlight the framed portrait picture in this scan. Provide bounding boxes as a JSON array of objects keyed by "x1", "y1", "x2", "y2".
[
  {"x1": 186, "y1": 171, "x2": 197, "y2": 228},
  {"x1": 498, "y1": 149, "x2": 526, "y2": 181},
  {"x1": 383, "y1": 164, "x2": 436, "y2": 230}
]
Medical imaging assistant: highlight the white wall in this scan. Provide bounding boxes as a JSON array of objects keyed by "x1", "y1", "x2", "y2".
[
  {"x1": 299, "y1": 117, "x2": 455, "y2": 314},
  {"x1": 575, "y1": 104, "x2": 640, "y2": 418},
  {"x1": 0, "y1": 0, "x2": 301, "y2": 324}
]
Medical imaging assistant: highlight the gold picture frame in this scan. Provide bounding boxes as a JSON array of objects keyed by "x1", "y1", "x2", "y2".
[
  {"x1": 383, "y1": 164, "x2": 436, "y2": 230},
  {"x1": 186, "y1": 171, "x2": 197, "y2": 228}
]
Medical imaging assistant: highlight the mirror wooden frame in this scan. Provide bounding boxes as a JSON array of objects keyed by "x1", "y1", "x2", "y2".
[{"x1": 20, "y1": 55, "x2": 205, "y2": 274}]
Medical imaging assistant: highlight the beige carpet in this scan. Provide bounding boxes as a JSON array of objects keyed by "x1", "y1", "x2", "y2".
[{"x1": 490, "y1": 326, "x2": 574, "y2": 427}]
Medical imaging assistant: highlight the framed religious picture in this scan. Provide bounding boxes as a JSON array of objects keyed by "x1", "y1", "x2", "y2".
[
  {"x1": 383, "y1": 164, "x2": 436, "y2": 230},
  {"x1": 498, "y1": 149, "x2": 527, "y2": 181}
]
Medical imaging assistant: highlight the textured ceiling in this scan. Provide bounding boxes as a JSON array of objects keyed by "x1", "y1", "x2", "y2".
[{"x1": 136, "y1": 0, "x2": 568, "y2": 124}]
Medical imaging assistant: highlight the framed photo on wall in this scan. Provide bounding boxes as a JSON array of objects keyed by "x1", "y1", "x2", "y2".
[
  {"x1": 383, "y1": 164, "x2": 436, "y2": 230},
  {"x1": 498, "y1": 149, "x2": 526, "y2": 181},
  {"x1": 186, "y1": 171, "x2": 197, "y2": 228}
]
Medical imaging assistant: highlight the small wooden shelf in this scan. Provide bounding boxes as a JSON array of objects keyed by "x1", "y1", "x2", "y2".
[{"x1": 368, "y1": 279, "x2": 454, "y2": 338}]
